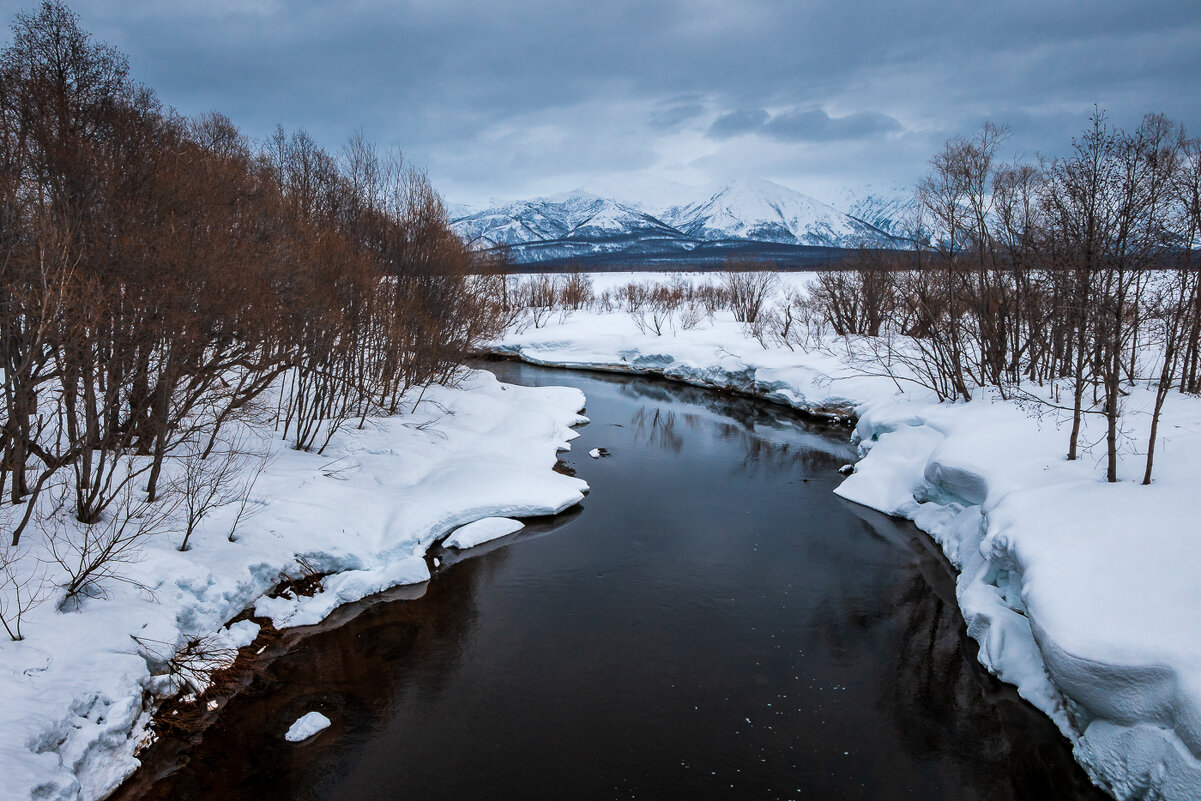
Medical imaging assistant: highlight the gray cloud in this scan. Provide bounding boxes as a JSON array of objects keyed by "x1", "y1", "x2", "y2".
[
  {"x1": 708, "y1": 108, "x2": 770, "y2": 137},
  {"x1": 708, "y1": 107, "x2": 903, "y2": 142},
  {"x1": 2, "y1": 0, "x2": 1198, "y2": 201},
  {"x1": 764, "y1": 109, "x2": 903, "y2": 142},
  {"x1": 648, "y1": 99, "x2": 706, "y2": 130}
]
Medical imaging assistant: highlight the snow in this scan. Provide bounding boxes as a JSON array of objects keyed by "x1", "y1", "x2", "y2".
[
  {"x1": 284, "y1": 711, "x2": 330, "y2": 743},
  {"x1": 492, "y1": 279, "x2": 1201, "y2": 801},
  {"x1": 8, "y1": 266, "x2": 1199, "y2": 801},
  {"x1": 492, "y1": 274, "x2": 874, "y2": 422},
  {"x1": 662, "y1": 176, "x2": 890, "y2": 247},
  {"x1": 442, "y1": 517, "x2": 525, "y2": 550},
  {"x1": 0, "y1": 369, "x2": 588, "y2": 801},
  {"x1": 824, "y1": 182, "x2": 918, "y2": 239},
  {"x1": 448, "y1": 175, "x2": 899, "y2": 256},
  {"x1": 588, "y1": 448, "x2": 601, "y2": 459}
]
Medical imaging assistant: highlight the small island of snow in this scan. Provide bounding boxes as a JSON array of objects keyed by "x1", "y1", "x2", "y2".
[{"x1": 285, "y1": 712, "x2": 331, "y2": 743}]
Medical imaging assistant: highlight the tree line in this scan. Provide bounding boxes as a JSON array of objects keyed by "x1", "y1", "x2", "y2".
[
  {"x1": 0, "y1": 1, "x2": 502, "y2": 634},
  {"x1": 810, "y1": 113, "x2": 1201, "y2": 485}
]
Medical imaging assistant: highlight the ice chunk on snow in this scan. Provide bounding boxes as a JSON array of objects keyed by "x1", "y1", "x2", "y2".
[
  {"x1": 443, "y1": 517, "x2": 524, "y2": 549},
  {"x1": 285, "y1": 711, "x2": 330, "y2": 742},
  {"x1": 222, "y1": 620, "x2": 260, "y2": 650}
]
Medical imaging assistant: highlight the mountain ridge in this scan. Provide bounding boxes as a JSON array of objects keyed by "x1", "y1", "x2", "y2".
[{"x1": 449, "y1": 176, "x2": 916, "y2": 265}]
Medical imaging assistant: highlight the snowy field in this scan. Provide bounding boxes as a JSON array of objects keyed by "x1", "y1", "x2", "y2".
[
  {"x1": 5, "y1": 266, "x2": 1198, "y2": 801},
  {"x1": 493, "y1": 271, "x2": 1201, "y2": 801},
  {"x1": 0, "y1": 372, "x2": 587, "y2": 801}
]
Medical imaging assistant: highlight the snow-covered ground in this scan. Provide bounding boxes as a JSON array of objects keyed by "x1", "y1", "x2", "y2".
[
  {"x1": 7, "y1": 265, "x2": 1198, "y2": 801},
  {"x1": 582, "y1": 270, "x2": 816, "y2": 297},
  {"x1": 0, "y1": 371, "x2": 587, "y2": 801},
  {"x1": 492, "y1": 282, "x2": 1201, "y2": 801}
]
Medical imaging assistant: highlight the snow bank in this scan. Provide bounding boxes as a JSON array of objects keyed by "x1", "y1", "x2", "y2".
[
  {"x1": 494, "y1": 296, "x2": 1201, "y2": 801},
  {"x1": 0, "y1": 370, "x2": 587, "y2": 801},
  {"x1": 442, "y1": 517, "x2": 524, "y2": 549},
  {"x1": 490, "y1": 300, "x2": 886, "y2": 422},
  {"x1": 285, "y1": 711, "x2": 331, "y2": 743}
]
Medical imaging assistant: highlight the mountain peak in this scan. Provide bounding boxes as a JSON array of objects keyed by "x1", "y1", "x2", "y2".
[{"x1": 448, "y1": 175, "x2": 910, "y2": 262}]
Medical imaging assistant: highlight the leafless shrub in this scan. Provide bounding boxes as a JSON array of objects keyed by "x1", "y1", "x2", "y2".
[
  {"x1": 269, "y1": 555, "x2": 327, "y2": 599},
  {"x1": 677, "y1": 299, "x2": 708, "y2": 331},
  {"x1": 517, "y1": 274, "x2": 559, "y2": 328},
  {"x1": 559, "y1": 272, "x2": 594, "y2": 310},
  {"x1": 0, "y1": 545, "x2": 50, "y2": 641},
  {"x1": 809, "y1": 259, "x2": 897, "y2": 337},
  {"x1": 624, "y1": 280, "x2": 689, "y2": 335},
  {"x1": 594, "y1": 289, "x2": 616, "y2": 314},
  {"x1": 766, "y1": 292, "x2": 806, "y2": 351},
  {"x1": 721, "y1": 265, "x2": 779, "y2": 324},
  {"x1": 622, "y1": 281, "x2": 649, "y2": 313},
  {"x1": 131, "y1": 633, "x2": 238, "y2": 697},
  {"x1": 697, "y1": 283, "x2": 732, "y2": 315},
  {"x1": 46, "y1": 481, "x2": 179, "y2": 608},
  {"x1": 173, "y1": 430, "x2": 272, "y2": 551},
  {"x1": 745, "y1": 311, "x2": 774, "y2": 349}
]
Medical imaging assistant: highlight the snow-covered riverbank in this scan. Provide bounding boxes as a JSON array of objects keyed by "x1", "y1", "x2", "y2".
[
  {"x1": 494, "y1": 303, "x2": 1201, "y2": 801},
  {"x1": 0, "y1": 371, "x2": 588, "y2": 801}
]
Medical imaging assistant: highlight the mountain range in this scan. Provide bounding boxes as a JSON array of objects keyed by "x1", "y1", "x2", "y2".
[{"x1": 448, "y1": 176, "x2": 917, "y2": 267}]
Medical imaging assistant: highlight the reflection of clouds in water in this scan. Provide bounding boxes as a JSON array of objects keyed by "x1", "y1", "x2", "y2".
[{"x1": 712, "y1": 421, "x2": 845, "y2": 478}]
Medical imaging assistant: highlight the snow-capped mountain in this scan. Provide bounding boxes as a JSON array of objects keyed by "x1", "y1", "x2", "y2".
[
  {"x1": 452, "y1": 192, "x2": 685, "y2": 250},
  {"x1": 449, "y1": 176, "x2": 910, "y2": 265},
  {"x1": 827, "y1": 183, "x2": 920, "y2": 240},
  {"x1": 661, "y1": 176, "x2": 890, "y2": 248}
]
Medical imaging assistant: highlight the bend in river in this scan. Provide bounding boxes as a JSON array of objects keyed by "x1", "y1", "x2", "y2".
[{"x1": 115, "y1": 362, "x2": 1109, "y2": 801}]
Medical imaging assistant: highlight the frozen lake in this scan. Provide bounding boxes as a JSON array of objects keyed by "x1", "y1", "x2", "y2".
[{"x1": 116, "y1": 363, "x2": 1108, "y2": 801}]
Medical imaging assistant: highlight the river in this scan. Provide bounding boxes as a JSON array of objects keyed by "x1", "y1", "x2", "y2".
[{"x1": 115, "y1": 362, "x2": 1108, "y2": 801}]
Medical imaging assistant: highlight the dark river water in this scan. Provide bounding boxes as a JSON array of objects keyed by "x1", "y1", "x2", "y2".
[{"x1": 116, "y1": 362, "x2": 1108, "y2": 801}]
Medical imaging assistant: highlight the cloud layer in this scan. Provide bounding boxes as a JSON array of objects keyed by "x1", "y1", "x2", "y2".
[{"x1": 4, "y1": 0, "x2": 1199, "y2": 202}]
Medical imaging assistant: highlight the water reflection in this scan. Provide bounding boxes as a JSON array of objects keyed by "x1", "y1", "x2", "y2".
[
  {"x1": 630, "y1": 406, "x2": 683, "y2": 452},
  {"x1": 117, "y1": 362, "x2": 1109, "y2": 801}
]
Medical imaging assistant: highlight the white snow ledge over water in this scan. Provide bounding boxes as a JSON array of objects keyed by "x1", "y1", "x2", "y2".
[
  {"x1": 495, "y1": 300, "x2": 1201, "y2": 801},
  {"x1": 443, "y1": 517, "x2": 525, "y2": 549},
  {"x1": 0, "y1": 370, "x2": 588, "y2": 801}
]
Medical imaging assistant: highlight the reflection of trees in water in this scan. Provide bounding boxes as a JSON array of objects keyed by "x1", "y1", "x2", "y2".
[
  {"x1": 630, "y1": 406, "x2": 683, "y2": 452},
  {"x1": 623, "y1": 395, "x2": 846, "y2": 480},
  {"x1": 616, "y1": 376, "x2": 789, "y2": 427},
  {"x1": 821, "y1": 514, "x2": 1110, "y2": 801},
  {"x1": 628, "y1": 404, "x2": 843, "y2": 479}
]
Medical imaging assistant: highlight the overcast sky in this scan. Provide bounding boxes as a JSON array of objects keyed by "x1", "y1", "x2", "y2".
[{"x1": 3, "y1": 0, "x2": 1200, "y2": 204}]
